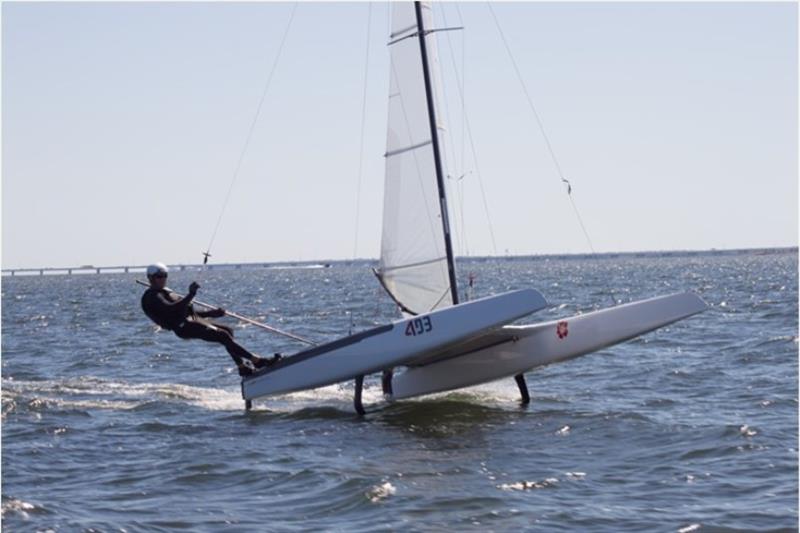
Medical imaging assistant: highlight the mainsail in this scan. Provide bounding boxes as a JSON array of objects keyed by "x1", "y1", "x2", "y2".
[{"x1": 376, "y1": 2, "x2": 456, "y2": 315}]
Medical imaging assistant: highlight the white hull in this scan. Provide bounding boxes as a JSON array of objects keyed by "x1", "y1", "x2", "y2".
[
  {"x1": 241, "y1": 289, "x2": 547, "y2": 400},
  {"x1": 390, "y1": 292, "x2": 707, "y2": 400}
]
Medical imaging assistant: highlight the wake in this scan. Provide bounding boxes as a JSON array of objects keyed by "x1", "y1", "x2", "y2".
[{"x1": 1, "y1": 374, "x2": 532, "y2": 417}]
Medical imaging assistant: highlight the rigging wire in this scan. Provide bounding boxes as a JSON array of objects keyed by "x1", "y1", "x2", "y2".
[
  {"x1": 437, "y1": 4, "x2": 474, "y2": 298},
  {"x1": 348, "y1": 3, "x2": 375, "y2": 332},
  {"x1": 456, "y1": 4, "x2": 469, "y2": 258},
  {"x1": 436, "y1": 4, "x2": 469, "y2": 258},
  {"x1": 352, "y1": 3, "x2": 373, "y2": 260},
  {"x1": 488, "y1": 3, "x2": 620, "y2": 304},
  {"x1": 486, "y1": 2, "x2": 597, "y2": 255},
  {"x1": 437, "y1": 4, "x2": 498, "y2": 256},
  {"x1": 202, "y1": 2, "x2": 299, "y2": 265},
  {"x1": 432, "y1": 7, "x2": 461, "y2": 250}
]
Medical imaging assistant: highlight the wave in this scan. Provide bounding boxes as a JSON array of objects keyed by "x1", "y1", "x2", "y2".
[
  {"x1": 1, "y1": 497, "x2": 42, "y2": 520},
  {"x1": 1, "y1": 376, "x2": 244, "y2": 414}
]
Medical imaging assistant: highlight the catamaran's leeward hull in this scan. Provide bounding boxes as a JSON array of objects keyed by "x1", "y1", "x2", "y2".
[
  {"x1": 390, "y1": 292, "x2": 707, "y2": 400},
  {"x1": 241, "y1": 288, "x2": 547, "y2": 400}
]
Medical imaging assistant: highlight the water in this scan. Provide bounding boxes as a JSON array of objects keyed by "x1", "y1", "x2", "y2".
[{"x1": 2, "y1": 250, "x2": 797, "y2": 532}]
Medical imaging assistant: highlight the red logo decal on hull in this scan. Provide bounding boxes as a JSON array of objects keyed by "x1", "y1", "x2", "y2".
[{"x1": 556, "y1": 321, "x2": 569, "y2": 339}]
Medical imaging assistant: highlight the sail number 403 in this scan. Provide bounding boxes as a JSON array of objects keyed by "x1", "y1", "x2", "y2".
[{"x1": 405, "y1": 316, "x2": 433, "y2": 336}]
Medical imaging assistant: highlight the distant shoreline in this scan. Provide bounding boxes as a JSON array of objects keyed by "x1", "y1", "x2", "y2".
[{"x1": 2, "y1": 246, "x2": 797, "y2": 277}]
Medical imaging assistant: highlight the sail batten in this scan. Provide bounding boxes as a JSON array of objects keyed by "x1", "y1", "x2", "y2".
[
  {"x1": 390, "y1": 23, "x2": 417, "y2": 40},
  {"x1": 384, "y1": 139, "x2": 432, "y2": 158},
  {"x1": 378, "y1": 255, "x2": 448, "y2": 274},
  {"x1": 378, "y1": 2, "x2": 455, "y2": 316}
]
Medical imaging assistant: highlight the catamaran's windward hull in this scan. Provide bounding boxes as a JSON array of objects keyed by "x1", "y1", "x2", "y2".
[
  {"x1": 241, "y1": 288, "x2": 547, "y2": 400},
  {"x1": 389, "y1": 292, "x2": 707, "y2": 400}
]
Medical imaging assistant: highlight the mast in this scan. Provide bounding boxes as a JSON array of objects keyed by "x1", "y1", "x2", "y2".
[{"x1": 414, "y1": 1, "x2": 459, "y2": 305}]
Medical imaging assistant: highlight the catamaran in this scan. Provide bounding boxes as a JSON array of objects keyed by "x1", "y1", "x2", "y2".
[{"x1": 240, "y1": 2, "x2": 706, "y2": 413}]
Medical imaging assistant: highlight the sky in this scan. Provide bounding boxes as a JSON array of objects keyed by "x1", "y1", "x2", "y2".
[{"x1": 2, "y1": 1, "x2": 797, "y2": 269}]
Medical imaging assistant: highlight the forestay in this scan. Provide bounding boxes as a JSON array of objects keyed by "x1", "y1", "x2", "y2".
[{"x1": 376, "y1": 1, "x2": 453, "y2": 316}]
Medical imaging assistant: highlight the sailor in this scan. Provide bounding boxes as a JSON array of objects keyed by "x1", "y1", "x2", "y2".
[{"x1": 140, "y1": 262, "x2": 277, "y2": 376}]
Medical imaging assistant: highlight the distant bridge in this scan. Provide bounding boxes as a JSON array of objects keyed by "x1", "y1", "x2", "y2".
[
  {"x1": 1, "y1": 261, "x2": 333, "y2": 276},
  {"x1": 3, "y1": 264, "x2": 185, "y2": 276}
]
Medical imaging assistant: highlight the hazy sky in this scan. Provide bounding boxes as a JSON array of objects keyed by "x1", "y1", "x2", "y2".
[{"x1": 3, "y1": 1, "x2": 797, "y2": 269}]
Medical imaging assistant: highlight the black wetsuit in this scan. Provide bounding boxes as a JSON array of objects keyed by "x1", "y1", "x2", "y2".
[{"x1": 141, "y1": 287, "x2": 254, "y2": 366}]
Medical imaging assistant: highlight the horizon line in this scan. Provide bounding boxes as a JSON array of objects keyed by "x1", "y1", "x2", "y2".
[{"x1": 2, "y1": 245, "x2": 797, "y2": 275}]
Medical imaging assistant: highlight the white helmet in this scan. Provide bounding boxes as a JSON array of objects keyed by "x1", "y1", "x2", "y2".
[{"x1": 146, "y1": 262, "x2": 169, "y2": 277}]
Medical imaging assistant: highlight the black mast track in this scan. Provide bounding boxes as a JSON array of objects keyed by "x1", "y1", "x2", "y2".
[{"x1": 414, "y1": 1, "x2": 459, "y2": 306}]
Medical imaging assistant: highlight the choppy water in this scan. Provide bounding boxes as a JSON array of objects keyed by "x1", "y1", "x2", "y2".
[{"x1": 2, "y1": 250, "x2": 797, "y2": 532}]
